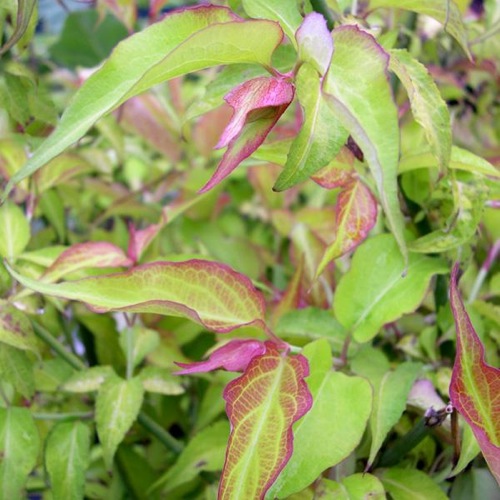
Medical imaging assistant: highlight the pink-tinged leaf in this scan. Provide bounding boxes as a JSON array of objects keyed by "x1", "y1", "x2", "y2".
[
  {"x1": 316, "y1": 179, "x2": 377, "y2": 276},
  {"x1": 296, "y1": 12, "x2": 333, "y2": 76},
  {"x1": 449, "y1": 263, "x2": 500, "y2": 485},
  {"x1": 219, "y1": 342, "x2": 312, "y2": 499},
  {"x1": 42, "y1": 242, "x2": 133, "y2": 282},
  {"x1": 7, "y1": 260, "x2": 267, "y2": 333},
  {"x1": 311, "y1": 147, "x2": 355, "y2": 189},
  {"x1": 119, "y1": 94, "x2": 182, "y2": 162},
  {"x1": 175, "y1": 339, "x2": 267, "y2": 374},
  {"x1": 200, "y1": 77, "x2": 294, "y2": 193},
  {"x1": 127, "y1": 221, "x2": 164, "y2": 263}
]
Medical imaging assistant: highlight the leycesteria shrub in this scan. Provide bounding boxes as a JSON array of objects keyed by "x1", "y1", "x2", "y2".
[{"x1": 0, "y1": 0, "x2": 499, "y2": 498}]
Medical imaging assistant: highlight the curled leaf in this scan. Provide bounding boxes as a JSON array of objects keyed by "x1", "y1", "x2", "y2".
[
  {"x1": 175, "y1": 339, "x2": 267, "y2": 374},
  {"x1": 200, "y1": 76, "x2": 294, "y2": 192}
]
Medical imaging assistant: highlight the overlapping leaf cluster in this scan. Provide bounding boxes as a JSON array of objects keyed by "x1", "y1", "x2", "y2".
[{"x1": 0, "y1": 0, "x2": 499, "y2": 498}]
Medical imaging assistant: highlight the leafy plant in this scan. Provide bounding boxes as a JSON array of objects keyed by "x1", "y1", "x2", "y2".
[{"x1": 0, "y1": 0, "x2": 499, "y2": 498}]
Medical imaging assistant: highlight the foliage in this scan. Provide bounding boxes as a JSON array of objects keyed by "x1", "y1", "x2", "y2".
[{"x1": 0, "y1": 0, "x2": 499, "y2": 498}]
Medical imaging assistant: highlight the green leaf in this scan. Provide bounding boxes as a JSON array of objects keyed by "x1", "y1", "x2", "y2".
[
  {"x1": 270, "y1": 339, "x2": 372, "y2": 498},
  {"x1": 0, "y1": 202, "x2": 30, "y2": 260},
  {"x1": 152, "y1": 420, "x2": 229, "y2": 494},
  {"x1": 366, "y1": 362, "x2": 422, "y2": 467},
  {"x1": 0, "y1": 344, "x2": 34, "y2": 399},
  {"x1": 0, "y1": 304, "x2": 39, "y2": 354},
  {"x1": 45, "y1": 422, "x2": 91, "y2": 500},
  {"x1": 95, "y1": 375, "x2": 144, "y2": 469},
  {"x1": 0, "y1": 407, "x2": 40, "y2": 499},
  {"x1": 3, "y1": 6, "x2": 283, "y2": 197},
  {"x1": 119, "y1": 326, "x2": 160, "y2": 369},
  {"x1": 399, "y1": 146, "x2": 500, "y2": 178},
  {"x1": 369, "y1": 0, "x2": 471, "y2": 58},
  {"x1": 242, "y1": 0, "x2": 302, "y2": 48},
  {"x1": 61, "y1": 366, "x2": 115, "y2": 393},
  {"x1": 49, "y1": 10, "x2": 128, "y2": 69},
  {"x1": 449, "y1": 264, "x2": 500, "y2": 485},
  {"x1": 139, "y1": 366, "x2": 185, "y2": 395},
  {"x1": 273, "y1": 63, "x2": 347, "y2": 190},
  {"x1": 389, "y1": 49, "x2": 451, "y2": 173},
  {"x1": 450, "y1": 421, "x2": 481, "y2": 477},
  {"x1": 341, "y1": 473, "x2": 386, "y2": 499},
  {"x1": 333, "y1": 234, "x2": 447, "y2": 342},
  {"x1": 6, "y1": 260, "x2": 268, "y2": 333},
  {"x1": 323, "y1": 25, "x2": 407, "y2": 263},
  {"x1": 219, "y1": 342, "x2": 312, "y2": 499},
  {"x1": 377, "y1": 467, "x2": 447, "y2": 499}
]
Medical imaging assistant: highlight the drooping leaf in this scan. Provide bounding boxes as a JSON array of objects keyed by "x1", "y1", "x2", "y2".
[
  {"x1": 219, "y1": 342, "x2": 312, "y2": 499},
  {"x1": 333, "y1": 234, "x2": 448, "y2": 342},
  {"x1": 0, "y1": 202, "x2": 30, "y2": 260},
  {"x1": 377, "y1": 467, "x2": 448, "y2": 499},
  {"x1": 0, "y1": 0, "x2": 37, "y2": 55},
  {"x1": 45, "y1": 422, "x2": 91, "y2": 500},
  {"x1": 152, "y1": 420, "x2": 230, "y2": 494},
  {"x1": 6, "y1": 260, "x2": 268, "y2": 333},
  {"x1": 389, "y1": 49, "x2": 451, "y2": 173},
  {"x1": 175, "y1": 339, "x2": 267, "y2": 374},
  {"x1": 323, "y1": 25, "x2": 407, "y2": 263},
  {"x1": 269, "y1": 339, "x2": 372, "y2": 498},
  {"x1": 366, "y1": 362, "x2": 422, "y2": 467},
  {"x1": 316, "y1": 179, "x2": 378, "y2": 276},
  {"x1": 0, "y1": 344, "x2": 35, "y2": 399},
  {"x1": 42, "y1": 242, "x2": 133, "y2": 282},
  {"x1": 0, "y1": 304, "x2": 39, "y2": 354},
  {"x1": 95, "y1": 375, "x2": 144, "y2": 469},
  {"x1": 369, "y1": 0, "x2": 471, "y2": 58},
  {"x1": 449, "y1": 263, "x2": 500, "y2": 485},
  {"x1": 242, "y1": 0, "x2": 302, "y2": 48},
  {"x1": 273, "y1": 63, "x2": 347, "y2": 191},
  {"x1": 200, "y1": 76, "x2": 294, "y2": 192},
  {"x1": 296, "y1": 13, "x2": 333, "y2": 76},
  {"x1": 3, "y1": 5, "x2": 284, "y2": 197},
  {"x1": 0, "y1": 407, "x2": 40, "y2": 499}
]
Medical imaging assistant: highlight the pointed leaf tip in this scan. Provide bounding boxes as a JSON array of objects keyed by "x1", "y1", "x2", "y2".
[
  {"x1": 200, "y1": 77, "x2": 294, "y2": 193},
  {"x1": 296, "y1": 12, "x2": 333, "y2": 76},
  {"x1": 219, "y1": 342, "x2": 312, "y2": 499},
  {"x1": 175, "y1": 339, "x2": 267, "y2": 374},
  {"x1": 449, "y1": 263, "x2": 500, "y2": 485}
]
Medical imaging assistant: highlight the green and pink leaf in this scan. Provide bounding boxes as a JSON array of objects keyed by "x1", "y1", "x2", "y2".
[
  {"x1": 449, "y1": 263, "x2": 500, "y2": 485},
  {"x1": 219, "y1": 342, "x2": 312, "y2": 499},
  {"x1": 7, "y1": 260, "x2": 267, "y2": 333},
  {"x1": 200, "y1": 77, "x2": 294, "y2": 192},
  {"x1": 175, "y1": 339, "x2": 267, "y2": 374},
  {"x1": 316, "y1": 179, "x2": 377, "y2": 276}
]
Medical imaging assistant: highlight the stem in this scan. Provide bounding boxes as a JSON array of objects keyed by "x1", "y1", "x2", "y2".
[
  {"x1": 33, "y1": 411, "x2": 94, "y2": 421},
  {"x1": 125, "y1": 326, "x2": 134, "y2": 380},
  {"x1": 33, "y1": 321, "x2": 183, "y2": 454},
  {"x1": 468, "y1": 239, "x2": 500, "y2": 303},
  {"x1": 33, "y1": 321, "x2": 86, "y2": 370},
  {"x1": 137, "y1": 413, "x2": 183, "y2": 454}
]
